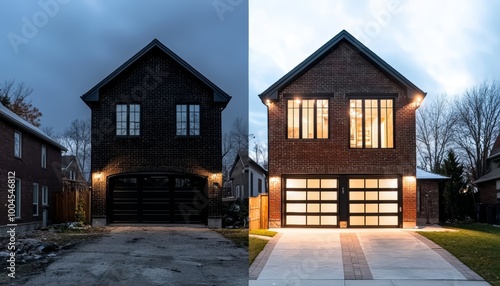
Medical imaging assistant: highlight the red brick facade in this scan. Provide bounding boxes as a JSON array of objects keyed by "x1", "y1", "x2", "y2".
[
  {"x1": 82, "y1": 41, "x2": 229, "y2": 224},
  {"x1": 0, "y1": 119, "x2": 63, "y2": 226},
  {"x1": 261, "y1": 31, "x2": 424, "y2": 228}
]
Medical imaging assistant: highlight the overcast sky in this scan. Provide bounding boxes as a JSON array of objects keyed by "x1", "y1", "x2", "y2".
[
  {"x1": 249, "y1": 0, "x2": 500, "y2": 150},
  {"x1": 1, "y1": 0, "x2": 248, "y2": 134}
]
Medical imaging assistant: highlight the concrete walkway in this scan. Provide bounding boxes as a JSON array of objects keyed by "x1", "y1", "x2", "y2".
[{"x1": 250, "y1": 228, "x2": 489, "y2": 286}]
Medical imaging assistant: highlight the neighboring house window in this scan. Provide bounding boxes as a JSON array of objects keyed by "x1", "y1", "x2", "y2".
[
  {"x1": 258, "y1": 179, "x2": 263, "y2": 194},
  {"x1": 176, "y1": 104, "x2": 200, "y2": 136},
  {"x1": 349, "y1": 99, "x2": 394, "y2": 148},
  {"x1": 42, "y1": 186, "x2": 48, "y2": 206},
  {"x1": 41, "y1": 145, "x2": 47, "y2": 169},
  {"x1": 497, "y1": 180, "x2": 500, "y2": 202},
  {"x1": 33, "y1": 183, "x2": 39, "y2": 216},
  {"x1": 250, "y1": 172, "x2": 254, "y2": 196},
  {"x1": 14, "y1": 131, "x2": 22, "y2": 158},
  {"x1": 235, "y1": 185, "x2": 240, "y2": 198},
  {"x1": 116, "y1": 104, "x2": 140, "y2": 136},
  {"x1": 287, "y1": 99, "x2": 328, "y2": 139},
  {"x1": 15, "y1": 179, "x2": 21, "y2": 218},
  {"x1": 69, "y1": 170, "x2": 77, "y2": 180}
]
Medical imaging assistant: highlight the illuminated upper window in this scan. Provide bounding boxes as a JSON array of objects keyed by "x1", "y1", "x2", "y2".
[
  {"x1": 350, "y1": 99, "x2": 394, "y2": 148},
  {"x1": 287, "y1": 99, "x2": 328, "y2": 139}
]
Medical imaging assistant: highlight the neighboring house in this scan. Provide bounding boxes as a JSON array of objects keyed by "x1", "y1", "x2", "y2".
[
  {"x1": 475, "y1": 134, "x2": 500, "y2": 204},
  {"x1": 416, "y1": 168, "x2": 449, "y2": 225},
  {"x1": 61, "y1": 155, "x2": 87, "y2": 182},
  {"x1": 259, "y1": 30, "x2": 426, "y2": 228},
  {"x1": 229, "y1": 151, "x2": 267, "y2": 199},
  {"x1": 0, "y1": 104, "x2": 66, "y2": 232},
  {"x1": 81, "y1": 39, "x2": 231, "y2": 226}
]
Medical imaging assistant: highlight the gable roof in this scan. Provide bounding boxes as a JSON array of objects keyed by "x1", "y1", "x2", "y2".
[
  {"x1": 229, "y1": 151, "x2": 267, "y2": 177},
  {"x1": 489, "y1": 134, "x2": 500, "y2": 160},
  {"x1": 0, "y1": 104, "x2": 66, "y2": 151},
  {"x1": 416, "y1": 168, "x2": 450, "y2": 180},
  {"x1": 259, "y1": 30, "x2": 426, "y2": 101},
  {"x1": 81, "y1": 39, "x2": 231, "y2": 107}
]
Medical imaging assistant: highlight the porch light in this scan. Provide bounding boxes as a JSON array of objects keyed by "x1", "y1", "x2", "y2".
[
  {"x1": 414, "y1": 97, "x2": 422, "y2": 108},
  {"x1": 404, "y1": 176, "x2": 416, "y2": 183},
  {"x1": 94, "y1": 172, "x2": 103, "y2": 182},
  {"x1": 265, "y1": 99, "x2": 272, "y2": 106},
  {"x1": 295, "y1": 99, "x2": 301, "y2": 104}
]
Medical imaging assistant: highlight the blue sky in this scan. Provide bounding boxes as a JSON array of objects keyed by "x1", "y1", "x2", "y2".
[
  {"x1": 249, "y1": 0, "x2": 500, "y2": 152},
  {"x1": 0, "y1": 0, "x2": 248, "y2": 134}
]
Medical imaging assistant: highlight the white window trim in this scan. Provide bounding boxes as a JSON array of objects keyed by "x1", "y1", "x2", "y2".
[
  {"x1": 14, "y1": 131, "x2": 22, "y2": 158},
  {"x1": 42, "y1": 186, "x2": 48, "y2": 206},
  {"x1": 15, "y1": 179, "x2": 21, "y2": 219},
  {"x1": 33, "y1": 183, "x2": 39, "y2": 216},
  {"x1": 41, "y1": 145, "x2": 47, "y2": 169}
]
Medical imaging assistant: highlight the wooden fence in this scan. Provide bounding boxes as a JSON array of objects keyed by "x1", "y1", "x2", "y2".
[
  {"x1": 249, "y1": 194, "x2": 268, "y2": 230},
  {"x1": 53, "y1": 180, "x2": 91, "y2": 225}
]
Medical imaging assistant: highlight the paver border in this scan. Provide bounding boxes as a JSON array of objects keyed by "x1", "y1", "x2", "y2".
[
  {"x1": 408, "y1": 232, "x2": 484, "y2": 281},
  {"x1": 249, "y1": 233, "x2": 283, "y2": 280},
  {"x1": 340, "y1": 233, "x2": 373, "y2": 280}
]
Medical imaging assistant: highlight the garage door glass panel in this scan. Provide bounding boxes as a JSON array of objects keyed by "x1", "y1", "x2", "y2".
[
  {"x1": 350, "y1": 191, "x2": 364, "y2": 200},
  {"x1": 350, "y1": 204, "x2": 364, "y2": 213},
  {"x1": 308, "y1": 179, "x2": 320, "y2": 188},
  {"x1": 379, "y1": 216, "x2": 398, "y2": 225},
  {"x1": 307, "y1": 216, "x2": 320, "y2": 225},
  {"x1": 321, "y1": 191, "x2": 337, "y2": 200},
  {"x1": 379, "y1": 179, "x2": 398, "y2": 188},
  {"x1": 307, "y1": 203, "x2": 320, "y2": 212},
  {"x1": 365, "y1": 191, "x2": 378, "y2": 200},
  {"x1": 379, "y1": 191, "x2": 398, "y2": 200},
  {"x1": 366, "y1": 179, "x2": 378, "y2": 188},
  {"x1": 379, "y1": 203, "x2": 398, "y2": 213},
  {"x1": 287, "y1": 179, "x2": 307, "y2": 188},
  {"x1": 287, "y1": 203, "x2": 306, "y2": 212},
  {"x1": 321, "y1": 179, "x2": 337, "y2": 188},
  {"x1": 349, "y1": 179, "x2": 364, "y2": 188},
  {"x1": 350, "y1": 216, "x2": 365, "y2": 225},
  {"x1": 321, "y1": 203, "x2": 337, "y2": 213},
  {"x1": 321, "y1": 216, "x2": 337, "y2": 225},
  {"x1": 365, "y1": 204, "x2": 378, "y2": 213},
  {"x1": 287, "y1": 215, "x2": 306, "y2": 225},
  {"x1": 287, "y1": 191, "x2": 307, "y2": 200},
  {"x1": 308, "y1": 191, "x2": 320, "y2": 200},
  {"x1": 366, "y1": 216, "x2": 378, "y2": 225}
]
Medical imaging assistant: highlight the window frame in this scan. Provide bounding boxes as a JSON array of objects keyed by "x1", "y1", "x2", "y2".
[
  {"x1": 41, "y1": 145, "x2": 47, "y2": 169},
  {"x1": 15, "y1": 179, "x2": 21, "y2": 218},
  {"x1": 286, "y1": 98, "x2": 329, "y2": 139},
  {"x1": 176, "y1": 104, "x2": 201, "y2": 137},
  {"x1": 348, "y1": 96, "x2": 396, "y2": 149},
  {"x1": 14, "y1": 131, "x2": 22, "y2": 158},
  {"x1": 116, "y1": 103, "x2": 141, "y2": 137},
  {"x1": 42, "y1": 186, "x2": 48, "y2": 206},
  {"x1": 33, "y1": 183, "x2": 39, "y2": 216}
]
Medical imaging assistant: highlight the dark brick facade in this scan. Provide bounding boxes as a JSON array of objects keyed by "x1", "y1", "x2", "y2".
[
  {"x1": 0, "y1": 120, "x2": 63, "y2": 226},
  {"x1": 262, "y1": 33, "x2": 424, "y2": 228},
  {"x1": 83, "y1": 42, "x2": 228, "y2": 223}
]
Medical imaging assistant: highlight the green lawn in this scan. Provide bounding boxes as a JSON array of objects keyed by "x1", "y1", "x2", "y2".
[
  {"x1": 249, "y1": 237, "x2": 269, "y2": 265},
  {"x1": 249, "y1": 229, "x2": 278, "y2": 237},
  {"x1": 213, "y1": 228, "x2": 248, "y2": 248},
  {"x1": 418, "y1": 223, "x2": 500, "y2": 286}
]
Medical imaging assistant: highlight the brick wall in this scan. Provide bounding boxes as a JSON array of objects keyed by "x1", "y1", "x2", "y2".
[
  {"x1": 88, "y1": 47, "x2": 224, "y2": 219},
  {"x1": 0, "y1": 120, "x2": 63, "y2": 225},
  {"x1": 267, "y1": 41, "x2": 417, "y2": 227}
]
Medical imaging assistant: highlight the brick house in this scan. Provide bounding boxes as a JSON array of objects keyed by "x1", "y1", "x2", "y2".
[
  {"x1": 228, "y1": 151, "x2": 267, "y2": 199},
  {"x1": 81, "y1": 39, "x2": 231, "y2": 226},
  {"x1": 259, "y1": 30, "x2": 426, "y2": 228},
  {"x1": 475, "y1": 134, "x2": 500, "y2": 204},
  {"x1": 0, "y1": 103, "x2": 66, "y2": 232},
  {"x1": 416, "y1": 169, "x2": 449, "y2": 225},
  {"x1": 61, "y1": 155, "x2": 87, "y2": 182}
]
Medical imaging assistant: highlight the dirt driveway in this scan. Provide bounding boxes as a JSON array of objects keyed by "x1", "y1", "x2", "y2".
[{"x1": 13, "y1": 226, "x2": 248, "y2": 286}]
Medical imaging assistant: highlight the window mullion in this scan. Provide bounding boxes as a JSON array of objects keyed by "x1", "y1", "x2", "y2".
[
  {"x1": 313, "y1": 100, "x2": 317, "y2": 139},
  {"x1": 299, "y1": 101, "x2": 303, "y2": 139},
  {"x1": 378, "y1": 100, "x2": 381, "y2": 148},
  {"x1": 362, "y1": 100, "x2": 365, "y2": 148}
]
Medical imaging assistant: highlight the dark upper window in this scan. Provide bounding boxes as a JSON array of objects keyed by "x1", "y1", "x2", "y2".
[
  {"x1": 33, "y1": 183, "x2": 39, "y2": 216},
  {"x1": 41, "y1": 145, "x2": 47, "y2": 169},
  {"x1": 287, "y1": 99, "x2": 328, "y2": 139},
  {"x1": 14, "y1": 131, "x2": 22, "y2": 158},
  {"x1": 349, "y1": 99, "x2": 394, "y2": 148},
  {"x1": 176, "y1": 104, "x2": 200, "y2": 136},
  {"x1": 116, "y1": 104, "x2": 140, "y2": 136}
]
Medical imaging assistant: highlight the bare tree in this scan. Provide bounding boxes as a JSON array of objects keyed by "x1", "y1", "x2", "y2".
[
  {"x1": 41, "y1": 126, "x2": 56, "y2": 138},
  {"x1": 454, "y1": 80, "x2": 500, "y2": 181},
  {"x1": 59, "y1": 119, "x2": 91, "y2": 180},
  {"x1": 416, "y1": 94, "x2": 457, "y2": 172},
  {"x1": 222, "y1": 117, "x2": 252, "y2": 177},
  {"x1": 0, "y1": 80, "x2": 42, "y2": 127}
]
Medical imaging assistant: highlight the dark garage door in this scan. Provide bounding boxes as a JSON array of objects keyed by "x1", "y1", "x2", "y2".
[{"x1": 109, "y1": 174, "x2": 207, "y2": 224}]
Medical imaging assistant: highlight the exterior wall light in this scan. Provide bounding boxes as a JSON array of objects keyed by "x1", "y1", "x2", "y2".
[{"x1": 414, "y1": 97, "x2": 422, "y2": 108}]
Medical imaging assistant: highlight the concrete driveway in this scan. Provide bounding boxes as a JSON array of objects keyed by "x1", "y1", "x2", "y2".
[
  {"x1": 250, "y1": 228, "x2": 489, "y2": 286},
  {"x1": 16, "y1": 226, "x2": 247, "y2": 286}
]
